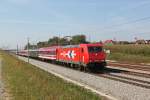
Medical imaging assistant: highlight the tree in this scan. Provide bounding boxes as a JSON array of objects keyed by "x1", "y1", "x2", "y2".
[
  {"x1": 37, "y1": 41, "x2": 48, "y2": 48},
  {"x1": 24, "y1": 34, "x2": 89, "y2": 49},
  {"x1": 59, "y1": 38, "x2": 69, "y2": 45},
  {"x1": 48, "y1": 36, "x2": 60, "y2": 46},
  {"x1": 71, "y1": 35, "x2": 87, "y2": 45},
  {"x1": 24, "y1": 43, "x2": 37, "y2": 50}
]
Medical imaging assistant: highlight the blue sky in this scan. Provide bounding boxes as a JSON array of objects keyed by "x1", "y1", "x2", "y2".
[{"x1": 0, "y1": 0, "x2": 150, "y2": 49}]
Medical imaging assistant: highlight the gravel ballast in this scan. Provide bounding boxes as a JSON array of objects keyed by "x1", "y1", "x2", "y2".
[{"x1": 18, "y1": 56, "x2": 150, "y2": 100}]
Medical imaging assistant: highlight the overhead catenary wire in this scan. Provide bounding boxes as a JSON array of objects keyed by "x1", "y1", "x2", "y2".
[
  {"x1": 102, "y1": 16, "x2": 150, "y2": 30},
  {"x1": 99, "y1": 0, "x2": 150, "y2": 33}
]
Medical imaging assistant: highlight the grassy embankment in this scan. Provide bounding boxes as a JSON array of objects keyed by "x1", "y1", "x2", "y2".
[
  {"x1": 105, "y1": 44, "x2": 150, "y2": 63},
  {"x1": 1, "y1": 51, "x2": 101, "y2": 100}
]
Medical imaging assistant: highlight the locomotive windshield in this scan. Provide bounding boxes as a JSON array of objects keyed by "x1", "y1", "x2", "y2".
[{"x1": 88, "y1": 46, "x2": 102, "y2": 53}]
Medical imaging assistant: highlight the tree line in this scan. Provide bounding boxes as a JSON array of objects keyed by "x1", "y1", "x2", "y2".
[{"x1": 24, "y1": 34, "x2": 89, "y2": 49}]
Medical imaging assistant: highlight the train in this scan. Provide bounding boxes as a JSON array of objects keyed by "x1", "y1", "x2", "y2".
[{"x1": 18, "y1": 43, "x2": 106, "y2": 71}]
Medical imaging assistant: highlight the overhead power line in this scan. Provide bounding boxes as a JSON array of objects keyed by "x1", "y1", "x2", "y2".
[{"x1": 104, "y1": 16, "x2": 150, "y2": 29}]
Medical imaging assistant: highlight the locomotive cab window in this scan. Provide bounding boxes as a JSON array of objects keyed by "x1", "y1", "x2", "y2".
[{"x1": 88, "y1": 46, "x2": 102, "y2": 53}]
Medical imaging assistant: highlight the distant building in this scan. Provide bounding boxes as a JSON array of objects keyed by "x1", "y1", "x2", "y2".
[
  {"x1": 103, "y1": 39, "x2": 150, "y2": 45},
  {"x1": 117, "y1": 41, "x2": 130, "y2": 44},
  {"x1": 135, "y1": 40, "x2": 146, "y2": 44},
  {"x1": 103, "y1": 40, "x2": 114, "y2": 45},
  {"x1": 145, "y1": 40, "x2": 150, "y2": 44},
  {"x1": 134, "y1": 39, "x2": 150, "y2": 44}
]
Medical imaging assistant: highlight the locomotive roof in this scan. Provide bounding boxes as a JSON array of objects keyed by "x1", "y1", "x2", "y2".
[
  {"x1": 80, "y1": 43, "x2": 103, "y2": 46},
  {"x1": 61, "y1": 43, "x2": 103, "y2": 48},
  {"x1": 61, "y1": 45, "x2": 79, "y2": 48}
]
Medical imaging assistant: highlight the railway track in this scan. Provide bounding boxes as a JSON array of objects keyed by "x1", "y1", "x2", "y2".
[
  {"x1": 108, "y1": 62, "x2": 150, "y2": 72},
  {"x1": 41, "y1": 59, "x2": 150, "y2": 90},
  {"x1": 90, "y1": 67, "x2": 150, "y2": 89},
  {"x1": 96, "y1": 73, "x2": 150, "y2": 89},
  {"x1": 104, "y1": 67, "x2": 150, "y2": 78},
  {"x1": 122, "y1": 71, "x2": 150, "y2": 78}
]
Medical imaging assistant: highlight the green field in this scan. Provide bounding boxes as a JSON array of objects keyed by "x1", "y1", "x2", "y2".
[
  {"x1": 105, "y1": 44, "x2": 150, "y2": 63},
  {"x1": 1, "y1": 51, "x2": 101, "y2": 100}
]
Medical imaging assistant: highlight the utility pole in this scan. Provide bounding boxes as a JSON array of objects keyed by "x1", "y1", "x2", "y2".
[
  {"x1": 89, "y1": 34, "x2": 91, "y2": 43},
  {"x1": 27, "y1": 37, "x2": 30, "y2": 63},
  {"x1": 17, "y1": 44, "x2": 19, "y2": 58},
  {"x1": 58, "y1": 34, "x2": 60, "y2": 46}
]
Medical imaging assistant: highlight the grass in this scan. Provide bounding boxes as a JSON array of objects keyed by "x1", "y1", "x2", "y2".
[
  {"x1": 107, "y1": 52, "x2": 150, "y2": 63},
  {"x1": 105, "y1": 44, "x2": 150, "y2": 63},
  {"x1": 1, "y1": 51, "x2": 101, "y2": 100}
]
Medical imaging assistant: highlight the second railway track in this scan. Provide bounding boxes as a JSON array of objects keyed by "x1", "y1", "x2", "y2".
[{"x1": 108, "y1": 62, "x2": 150, "y2": 72}]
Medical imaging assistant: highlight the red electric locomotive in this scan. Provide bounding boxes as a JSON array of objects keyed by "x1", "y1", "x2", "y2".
[{"x1": 56, "y1": 43, "x2": 106, "y2": 70}]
